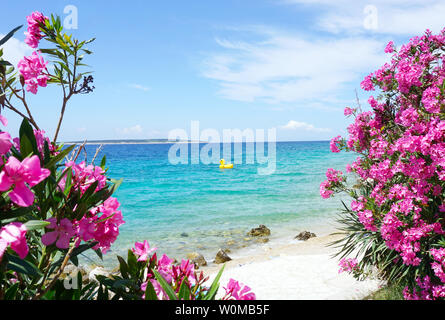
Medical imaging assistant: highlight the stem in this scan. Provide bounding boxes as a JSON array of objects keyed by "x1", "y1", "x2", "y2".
[
  {"x1": 33, "y1": 245, "x2": 75, "y2": 300},
  {"x1": 53, "y1": 47, "x2": 77, "y2": 144},
  {"x1": 20, "y1": 89, "x2": 40, "y2": 130},
  {"x1": 4, "y1": 99, "x2": 32, "y2": 123},
  {"x1": 52, "y1": 96, "x2": 69, "y2": 144},
  {"x1": 3, "y1": 86, "x2": 40, "y2": 130}
]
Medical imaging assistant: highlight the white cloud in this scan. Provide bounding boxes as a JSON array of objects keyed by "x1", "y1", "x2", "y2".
[
  {"x1": 281, "y1": 120, "x2": 331, "y2": 132},
  {"x1": 128, "y1": 83, "x2": 151, "y2": 92},
  {"x1": 0, "y1": 36, "x2": 32, "y2": 67},
  {"x1": 282, "y1": 0, "x2": 445, "y2": 36},
  {"x1": 203, "y1": 30, "x2": 386, "y2": 103},
  {"x1": 116, "y1": 124, "x2": 144, "y2": 135}
]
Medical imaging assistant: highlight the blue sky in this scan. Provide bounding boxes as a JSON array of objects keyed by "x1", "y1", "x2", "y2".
[{"x1": 2, "y1": 0, "x2": 445, "y2": 141}]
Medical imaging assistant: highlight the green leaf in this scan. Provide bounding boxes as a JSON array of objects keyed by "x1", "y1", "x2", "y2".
[
  {"x1": 19, "y1": 118, "x2": 38, "y2": 158},
  {"x1": 204, "y1": 264, "x2": 225, "y2": 300},
  {"x1": 4, "y1": 283, "x2": 19, "y2": 300},
  {"x1": 0, "y1": 206, "x2": 33, "y2": 221},
  {"x1": 79, "y1": 180, "x2": 98, "y2": 202},
  {"x1": 144, "y1": 279, "x2": 158, "y2": 300},
  {"x1": 24, "y1": 220, "x2": 50, "y2": 231},
  {"x1": 94, "y1": 248, "x2": 103, "y2": 261},
  {"x1": 6, "y1": 253, "x2": 43, "y2": 277},
  {"x1": 0, "y1": 25, "x2": 23, "y2": 47},
  {"x1": 44, "y1": 144, "x2": 76, "y2": 169},
  {"x1": 63, "y1": 168, "x2": 73, "y2": 196},
  {"x1": 178, "y1": 277, "x2": 191, "y2": 300},
  {"x1": 117, "y1": 256, "x2": 129, "y2": 279},
  {"x1": 109, "y1": 178, "x2": 123, "y2": 194},
  {"x1": 127, "y1": 249, "x2": 138, "y2": 276},
  {"x1": 152, "y1": 270, "x2": 178, "y2": 300},
  {"x1": 100, "y1": 155, "x2": 106, "y2": 169}
]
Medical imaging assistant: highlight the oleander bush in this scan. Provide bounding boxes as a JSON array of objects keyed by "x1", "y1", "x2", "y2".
[
  {"x1": 322, "y1": 30, "x2": 445, "y2": 299},
  {"x1": 0, "y1": 12, "x2": 255, "y2": 300}
]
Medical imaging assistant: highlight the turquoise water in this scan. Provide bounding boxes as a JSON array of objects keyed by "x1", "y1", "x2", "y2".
[{"x1": 82, "y1": 141, "x2": 356, "y2": 266}]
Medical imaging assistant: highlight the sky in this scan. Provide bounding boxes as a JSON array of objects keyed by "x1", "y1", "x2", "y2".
[{"x1": 1, "y1": 0, "x2": 445, "y2": 142}]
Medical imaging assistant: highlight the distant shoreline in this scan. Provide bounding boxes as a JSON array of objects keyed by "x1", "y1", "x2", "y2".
[{"x1": 62, "y1": 140, "x2": 331, "y2": 145}]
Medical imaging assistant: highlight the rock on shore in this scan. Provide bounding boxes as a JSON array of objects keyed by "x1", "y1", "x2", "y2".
[
  {"x1": 214, "y1": 249, "x2": 232, "y2": 264},
  {"x1": 295, "y1": 231, "x2": 317, "y2": 241},
  {"x1": 186, "y1": 252, "x2": 207, "y2": 267},
  {"x1": 248, "y1": 224, "x2": 271, "y2": 237}
]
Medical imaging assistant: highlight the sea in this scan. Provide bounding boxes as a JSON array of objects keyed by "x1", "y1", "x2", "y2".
[{"x1": 80, "y1": 141, "x2": 357, "y2": 267}]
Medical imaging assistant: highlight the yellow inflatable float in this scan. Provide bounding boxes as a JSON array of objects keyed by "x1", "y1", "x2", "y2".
[{"x1": 219, "y1": 159, "x2": 233, "y2": 169}]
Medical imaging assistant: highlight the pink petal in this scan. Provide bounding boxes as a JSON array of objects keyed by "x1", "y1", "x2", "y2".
[
  {"x1": 10, "y1": 237, "x2": 29, "y2": 259},
  {"x1": 0, "y1": 222, "x2": 27, "y2": 242},
  {"x1": 4, "y1": 156, "x2": 22, "y2": 176},
  {"x1": 45, "y1": 217, "x2": 57, "y2": 229},
  {"x1": 23, "y1": 155, "x2": 50, "y2": 187},
  {"x1": 41, "y1": 231, "x2": 58, "y2": 246},
  {"x1": 0, "y1": 171, "x2": 13, "y2": 192},
  {"x1": 0, "y1": 132, "x2": 12, "y2": 155},
  {"x1": 9, "y1": 183, "x2": 35, "y2": 207},
  {"x1": 56, "y1": 235, "x2": 70, "y2": 249}
]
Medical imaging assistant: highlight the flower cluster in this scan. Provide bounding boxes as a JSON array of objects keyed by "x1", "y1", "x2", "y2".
[
  {"x1": 61, "y1": 161, "x2": 108, "y2": 194},
  {"x1": 17, "y1": 51, "x2": 48, "y2": 94},
  {"x1": 222, "y1": 279, "x2": 256, "y2": 300},
  {"x1": 320, "y1": 168, "x2": 344, "y2": 199},
  {"x1": 41, "y1": 197, "x2": 125, "y2": 253},
  {"x1": 18, "y1": 12, "x2": 49, "y2": 94},
  {"x1": 24, "y1": 11, "x2": 47, "y2": 48},
  {"x1": 403, "y1": 275, "x2": 445, "y2": 300},
  {"x1": 132, "y1": 241, "x2": 256, "y2": 300},
  {"x1": 322, "y1": 29, "x2": 445, "y2": 299},
  {"x1": 78, "y1": 197, "x2": 125, "y2": 253},
  {"x1": 338, "y1": 258, "x2": 359, "y2": 274}
]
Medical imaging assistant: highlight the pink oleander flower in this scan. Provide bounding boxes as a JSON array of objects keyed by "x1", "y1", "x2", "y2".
[
  {"x1": 0, "y1": 155, "x2": 50, "y2": 207},
  {"x1": 384, "y1": 41, "x2": 394, "y2": 54},
  {"x1": 344, "y1": 107, "x2": 353, "y2": 116},
  {"x1": 132, "y1": 240, "x2": 157, "y2": 262},
  {"x1": 41, "y1": 218, "x2": 76, "y2": 249},
  {"x1": 73, "y1": 197, "x2": 125, "y2": 253},
  {"x1": 223, "y1": 279, "x2": 256, "y2": 300},
  {"x1": 319, "y1": 180, "x2": 333, "y2": 199},
  {"x1": 330, "y1": 135, "x2": 341, "y2": 153},
  {"x1": 24, "y1": 11, "x2": 48, "y2": 48},
  {"x1": 17, "y1": 51, "x2": 49, "y2": 94},
  {"x1": 338, "y1": 258, "x2": 359, "y2": 274},
  {"x1": 63, "y1": 161, "x2": 107, "y2": 194},
  {"x1": 0, "y1": 222, "x2": 28, "y2": 259},
  {"x1": 33, "y1": 129, "x2": 56, "y2": 154},
  {"x1": 157, "y1": 254, "x2": 174, "y2": 283},
  {"x1": 173, "y1": 259, "x2": 196, "y2": 283},
  {"x1": 0, "y1": 131, "x2": 12, "y2": 155}
]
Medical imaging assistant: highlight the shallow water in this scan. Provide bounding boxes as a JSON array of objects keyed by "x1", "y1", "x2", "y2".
[{"x1": 80, "y1": 141, "x2": 356, "y2": 267}]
